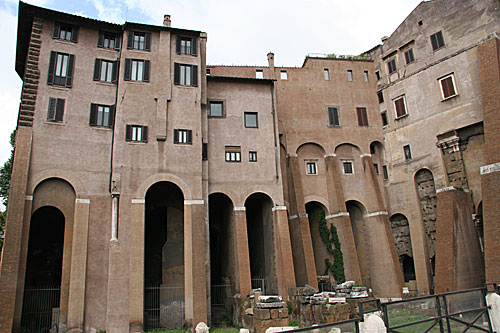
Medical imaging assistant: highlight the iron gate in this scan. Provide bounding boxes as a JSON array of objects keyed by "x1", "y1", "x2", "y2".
[{"x1": 20, "y1": 286, "x2": 60, "y2": 333}]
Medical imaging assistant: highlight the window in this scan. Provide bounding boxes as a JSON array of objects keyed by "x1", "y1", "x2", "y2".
[
  {"x1": 280, "y1": 71, "x2": 288, "y2": 80},
  {"x1": 174, "y1": 129, "x2": 192, "y2": 144},
  {"x1": 383, "y1": 165, "x2": 389, "y2": 180},
  {"x1": 256, "y1": 70, "x2": 264, "y2": 79},
  {"x1": 244, "y1": 112, "x2": 258, "y2": 128},
  {"x1": 394, "y1": 96, "x2": 408, "y2": 118},
  {"x1": 347, "y1": 70, "x2": 353, "y2": 82},
  {"x1": 375, "y1": 71, "x2": 381, "y2": 81},
  {"x1": 126, "y1": 125, "x2": 148, "y2": 142},
  {"x1": 377, "y1": 91, "x2": 384, "y2": 103},
  {"x1": 98, "y1": 31, "x2": 120, "y2": 49},
  {"x1": 342, "y1": 160, "x2": 353, "y2": 174},
  {"x1": 306, "y1": 161, "x2": 317, "y2": 175},
  {"x1": 387, "y1": 59, "x2": 397, "y2": 74},
  {"x1": 47, "y1": 97, "x2": 65, "y2": 122},
  {"x1": 90, "y1": 104, "x2": 114, "y2": 128},
  {"x1": 381, "y1": 111, "x2": 388, "y2": 127},
  {"x1": 373, "y1": 163, "x2": 379, "y2": 174},
  {"x1": 404, "y1": 48, "x2": 415, "y2": 64},
  {"x1": 127, "y1": 31, "x2": 151, "y2": 51},
  {"x1": 357, "y1": 107, "x2": 368, "y2": 126},
  {"x1": 327, "y1": 107, "x2": 340, "y2": 127},
  {"x1": 53, "y1": 22, "x2": 78, "y2": 42},
  {"x1": 93, "y1": 59, "x2": 117, "y2": 82},
  {"x1": 225, "y1": 146, "x2": 241, "y2": 162},
  {"x1": 430, "y1": 31, "x2": 445, "y2": 51},
  {"x1": 124, "y1": 59, "x2": 150, "y2": 82},
  {"x1": 202, "y1": 142, "x2": 208, "y2": 160},
  {"x1": 324, "y1": 68, "x2": 330, "y2": 80},
  {"x1": 174, "y1": 63, "x2": 198, "y2": 86},
  {"x1": 439, "y1": 74, "x2": 457, "y2": 99},
  {"x1": 209, "y1": 101, "x2": 224, "y2": 117},
  {"x1": 249, "y1": 151, "x2": 257, "y2": 162},
  {"x1": 47, "y1": 51, "x2": 74, "y2": 88},
  {"x1": 403, "y1": 144, "x2": 412, "y2": 160},
  {"x1": 206, "y1": 69, "x2": 211, "y2": 76},
  {"x1": 364, "y1": 71, "x2": 369, "y2": 82},
  {"x1": 176, "y1": 36, "x2": 197, "y2": 55}
]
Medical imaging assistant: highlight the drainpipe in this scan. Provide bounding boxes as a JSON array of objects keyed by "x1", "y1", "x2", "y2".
[{"x1": 270, "y1": 81, "x2": 279, "y2": 180}]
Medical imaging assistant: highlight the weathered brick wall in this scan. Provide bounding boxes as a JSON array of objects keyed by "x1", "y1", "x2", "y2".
[
  {"x1": 390, "y1": 214, "x2": 412, "y2": 258},
  {"x1": 415, "y1": 169, "x2": 437, "y2": 260}
]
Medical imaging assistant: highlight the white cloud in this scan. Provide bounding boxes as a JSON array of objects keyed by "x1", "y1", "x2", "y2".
[{"x1": 91, "y1": 0, "x2": 124, "y2": 23}]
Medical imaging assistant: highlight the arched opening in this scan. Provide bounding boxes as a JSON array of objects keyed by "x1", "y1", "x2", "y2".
[
  {"x1": 346, "y1": 200, "x2": 370, "y2": 287},
  {"x1": 144, "y1": 181, "x2": 184, "y2": 330},
  {"x1": 370, "y1": 141, "x2": 385, "y2": 176},
  {"x1": 209, "y1": 193, "x2": 235, "y2": 324},
  {"x1": 389, "y1": 213, "x2": 415, "y2": 283},
  {"x1": 305, "y1": 202, "x2": 333, "y2": 289},
  {"x1": 474, "y1": 201, "x2": 484, "y2": 255},
  {"x1": 21, "y1": 206, "x2": 65, "y2": 332},
  {"x1": 245, "y1": 193, "x2": 277, "y2": 294}
]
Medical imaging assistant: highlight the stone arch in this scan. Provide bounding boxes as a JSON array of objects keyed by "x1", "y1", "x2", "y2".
[
  {"x1": 304, "y1": 195, "x2": 330, "y2": 214},
  {"x1": 296, "y1": 142, "x2": 326, "y2": 156},
  {"x1": 32, "y1": 177, "x2": 76, "y2": 220},
  {"x1": 242, "y1": 190, "x2": 275, "y2": 208},
  {"x1": 29, "y1": 170, "x2": 84, "y2": 197},
  {"x1": 414, "y1": 169, "x2": 437, "y2": 260},
  {"x1": 334, "y1": 142, "x2": 362, "y2": 156},
  {"x1": 136, "y1": 173, "x2": 191, "y2": 200},
  {"x1": 208, "y1": 187, "x2": 238, "y2": 207},
  {"x1": 390, "y1": 213, "x2": 415, "y2": 282},
  {"x1": 370, "y1": 141, "x2": 385, "y2": 173},
  {"x1": 345, "y1": 200, "x2": 370, "y2": 286}
]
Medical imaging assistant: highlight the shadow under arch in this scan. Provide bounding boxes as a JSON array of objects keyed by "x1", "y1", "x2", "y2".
[
  {"x1": 389, "y1": 213, "x2": 415, "y2": 282},
  {"x1": 345, "y1": 200, "x2": 370, "y2": 287},
  {"x1": 305, "y1": 201, "x2": 331, "y2": 280},
  {"x1": 296, "y1": 142, "x2": 327, "y2": 155}
]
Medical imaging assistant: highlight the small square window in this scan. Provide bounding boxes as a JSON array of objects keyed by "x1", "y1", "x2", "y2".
[
  {"x1": 439, "y1": 74, "x2": 457, "y2": 99},
  {"x1": 126, "y1": 125, "x2": 148, "y2": 142},
  {"x1": 327, "y1": 107, "x2": 340, "y2": 127},
  {"x1": 90, "y1": 103, "x2": 114, "y2": 128},
  {"x1": 48, "y1": 51, "x2": 75, "y2": 88},
  {"x1": 256, "y1": 70, "x2": 264, "y2": 79},
  {"x1": 343, "y1": 160, "x2": 353, "y2": 174},
  {"x1": 383, "y1": 165, "x2": 389, "y2": 180},
  {"x1": 244, "y1": 112, "x2": 258, "y2": 128},
  {"x1": 174, "y1": 129, "x2": 192, "y2": 144},
  {"x1": 324, "y1": 69, "x2": 330, "y2": 80},
  {"x1": 280, "y1": 71, "x2": 288, "y2": 80},
  {"x1": 225, "y1": 146, "x2": 241, "y2": 162},
  {"x1": 209, "y1": 101, "x2": 224, "y2": 117},
  {"x1": 174, "y1": 63, "x2": 198, "y2": 86},
  {"x1": 381, "y1": 111, "x2": 388, "y2": 127},
  {"x1": 53, "y1": 22, "x2": 78, "y2": 42},
  {"x1": 357, "y1": 107, "x2": 368, "y2": 127},
  {"x1": 403, "y1": 144, "x2": 412, "y2": 160},
  {"x1": 306, "y1": 161, "x2": 317, "y2": 175},
  {"x1": 249, "y1": 151, "x2": 257, "y2": 162},
  {"x1": 98, "y1": 31, "x2": 120, "y2": 49},
  {"x1": 94, "y1": 59, "x2": 117, "y2": 83},
  {"x1": 387, "y1": 59, "x2": 397, "y2": 74},
  {"x1": 404, "y1": 48, "x2": 415, "y2": 64},
  {"x1": 394, "y1": 96, "x2": 408, "y2": 118},
  {"x1": 377, "y1": 91, "x2": 384, "y2": 103},
  {"x1": 127, "y1": 31, "x2": 151, "y2": 51},
  {"x1": 47, "y1": 97, "x2": 65, "y2": 122},
  {"x1": 364, "y1": 71, "x2": 369, "y2": 82},
  {"x1": 124, "y1": 59, "x2": 150, "y2": 82},
  {"x1": 206, "y1": 68, "x2": 211, "y2": 76},
  {"x1": 347, "y1": 70, "x2": 353, "y2": 82},
  {"x1": 373, "y1": 163, "x2": 379, "y2": 174},
  {"x1": 375, "y1": 71, "x2": 381, "y2": 81},
  {"x1": 176, "y1": 36, "x2": 197, "y2": 56},
  {"x1": 430, "y1": 31, "x2": 445, "y2": 51}
]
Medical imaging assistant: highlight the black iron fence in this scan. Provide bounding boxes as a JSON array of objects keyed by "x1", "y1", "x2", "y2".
[
  {"x1": 282, "y1": 285, "x2": 496, "y2": 332},
  {"x1": 144, "y1": 285, "x2": 184, "y2": 331},
  {"x1": 251, "y1": 276, "x2": 278, "y2": 295},
  {"x1": 20, "y1": 286, "x2": 60, "y2": 333}
]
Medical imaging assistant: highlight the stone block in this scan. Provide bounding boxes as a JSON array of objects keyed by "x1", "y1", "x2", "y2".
[
  {"x1": 270, "y1": 309, "x2": 279, "y2": 319},
  {"x1": 301, "y1": 284, "x2": 318, "y2": 296},
  {"x1": 254, "y1": 319, "x2": 289, "y2": 333},
  {"x1": 266, "y1": 327, "x2": 298, "y2": 333},
  {"x1": 255, "y1": 301, "x2": 285, "y2": 309},
  {"x1": 254, "y1": 308, "x2": 271, "y2": 320},
  {"x1": 278, "y1": 307, "x2": 288, "y2": 318},
  {"x1": 260, "y1": 295, "x2": 283, "y2": 303},
  {"x1": 329, "y1": 297, "x2": 347, "y2": 304}
]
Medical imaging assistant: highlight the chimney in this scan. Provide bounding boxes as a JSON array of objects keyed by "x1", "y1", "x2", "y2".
[
  {"x1": 163, "y1": 15, "x2": 171, "y2": 27},
  {"x1": 267, "y1": 52, "x2": 275, "y2": 69},
  {"x1": 381, "y1": 36, "x2": 389, "y2": 43}
]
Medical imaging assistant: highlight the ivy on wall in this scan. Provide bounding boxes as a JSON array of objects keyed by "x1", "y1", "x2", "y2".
[{"x1": 319, "y1": 211, "x2": 346, "y2": 283}]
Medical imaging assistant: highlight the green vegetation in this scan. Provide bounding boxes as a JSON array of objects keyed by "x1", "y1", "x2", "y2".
[
  {"x1": 319, "y1": 211, "x2": 345, "y2": 283},
  {"x1": 326, "y1": 53, "x2": 371, "y2": 61},
  {"x1": 288, "y1": 319, "x2": 299, "y2": 327},
  {"x1": 0, "y1": 130, "x2": 15, "y2": 252},
  {"x1": 387, "y1": 310, "x2": 485, "y2": 333}
]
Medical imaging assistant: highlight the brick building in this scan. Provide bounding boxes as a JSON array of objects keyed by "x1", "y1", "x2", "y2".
[{"x1": 0, "y1": 0, "x2": 498, "y2": 332}]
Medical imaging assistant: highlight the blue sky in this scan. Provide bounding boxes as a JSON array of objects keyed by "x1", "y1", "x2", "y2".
[{"x1": 0, "y1": 0, "x2": 423, "y2": 209}]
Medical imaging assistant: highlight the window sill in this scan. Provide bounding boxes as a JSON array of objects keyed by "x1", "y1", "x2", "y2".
[
  {"x1": 97, "y1": 46, "x2": 120, "y2": 52},
  {"x1": 95, "y1": 81, "x2": 116, "y2": 86},
  {"x1": 174, "y1": 84, "x2": 198, "y2": 88},
  {"x1": 441, "y1": 94, "x2": 458, "y2": 102},
  {"x1": 44, "y1": 120, "x2": 65, "y2": 126},
  {"x1": 395, "y1": 114, "x2": 409, "y2": 121},
  {"x1": 328, "y1": 125, "x2": 342, "y2": 128},
  {"x1": 126, "y1": 141, "x2": 147, "y2": 144},
  {"x1": 305, "y1": 173, "x2": 318, "y2": 176},
  {"x1": 53, "y1": 39, "x2": 77, "y2": 45},
  {"x1": 126, "y1": 48, "x2": 151, "y2": 53},
  {"x1": 48, "y1": 85, "x2": 71, "y2": 91},
  {"x1": 90, "y1": 126, "x2": 112, "y2": 131},
  {"x1": 174, "y1": 143, "x2": 192, "y2": 145},
  {"x1": 176, "y1": 53, "x2": 198, "y2": 58},
  {"x1": 124, "y1": 80, "x2": 150, "y2": 84}
]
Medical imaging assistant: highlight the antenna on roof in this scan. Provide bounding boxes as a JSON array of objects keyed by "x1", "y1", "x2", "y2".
[{"x1": 125, "y1": 6, "x2": 128, "y2": 22}]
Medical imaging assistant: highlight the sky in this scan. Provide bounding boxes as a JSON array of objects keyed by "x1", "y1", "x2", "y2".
[{"x1": 0, "y1": 0, "x2": 423, "y2": 191}]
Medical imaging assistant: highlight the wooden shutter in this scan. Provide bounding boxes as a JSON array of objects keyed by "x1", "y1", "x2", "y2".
[
  {"x1": 109, "y1": 105, "x2": 116, "y2": 127},
  {"x1": 55, "y1": 98, "x2": 65, "y2": 122},
  {"x1": 112, "y1": 61, "x2": 118, "y2": 83},
  {"x1": 47, "y1": 98, "x2": 57, "y2": 120},
  {"x1": 47, "y1": 52, "x2": 56, "y2": 85},
  {"x1": 192, "y1": 65, "x2": 198, "y2": 86},
  {"x1": 145, "y1": 33, "x2": 151, "y2": 51},
  {"x1": 127, "y1": 31, "x2": 134, "y2": 49},
  {"x1": 176, "y1": 36, "x2": 181, "y2": 54},
  {"x1": 202, "y1": 142, "x2": 208, "y2": 160},
  {"x1": 173, "y1": 129, "x2": 179, "y2": 143},
  {"x1": 357, "y1": 108, "x2": 363, "y2": 126},
  {"x1": 142, "y1": 126, "x2": 148, "y2": 142},
  {"x1": 71, "y1": 26, "x2": 79, "y2": 42},
  {"x1": 93, "y1": 59, "x2": 101, "y2": 81},
  {"x1": 192, "y1": 37, "x2": 197, "y2": 56},
  {"x1": 65, "y1": 55, "x2": 75, "y2": 88},
  {"x1": 114, "y1": 34, "x2": 121, "y2": 50},
  {"x1": 395, "y1": 98, "x2": 406, "y2": 117},
  {"x1": 441, "y1": 77, "x2": 455, "y2": 98},
  {"x1": 124, "y1": 59, "x2": 131, "y2": 81},
  {"x1": 97, "y1": 31, "x2": 104, "y2": 47},
  {"x1": 126, "y1": 125, "x2": 132, "y2": 141},
  {"x1": 431, "y1": 34, "x2": 438, "y2": 50},
  {"x1": 53, "y1": 22, "x2": 60, "y2": 38},
  {"x1": 89, "y1": 104, "x2": 98, "y2": 126},
  {"x1": 143, "y1": 60, "x2": 150, "y2": 82},
  {"x1": 187, "y1": 130, "x2": 192, "y2": 144},
  {"x1": 174, "y1": 63, "x2": 180, "y2": 85}
]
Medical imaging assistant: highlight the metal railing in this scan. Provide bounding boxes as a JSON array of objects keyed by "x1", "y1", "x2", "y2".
[
  {"x1": 281, "y1": 285, "x2": 496, "y2": 332},
  {"x1": 251, "y1": 276, "x2": 278, "y2": 295},
  {"x1": 211, "y1": 284, "x2": 234, "y2": 307},
  {"x1": 20, "y1": 286, "x2": 60, "y2": 333},
  {"x1": 144, "y1": 285, "x2": 184, "y2": 331}
]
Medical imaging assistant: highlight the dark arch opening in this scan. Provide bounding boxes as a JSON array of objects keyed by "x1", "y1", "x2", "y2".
[
  {"x1": 144, "y1": 181, "x2": 184, "y2": 330},
  {"x1": 389, "y1": 213, "x2": 415, "y2": 283},
  {"x1": 346, "y1": 200, "x2": 370, "y2": 287},
  {"x1": 21, "y1": 206, "x2": 65, "y2": 331},
  {"x1": 305, "y1": 202, "x2": 330, "y2": 278},
  {"x1": 245, "y1": 193, "x2": 277, "y2": 294},
  {"x1": 400, "y1": 254, "x2": 416, "y2": 282}
]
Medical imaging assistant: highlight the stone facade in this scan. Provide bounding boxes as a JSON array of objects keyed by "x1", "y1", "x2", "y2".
[{"x1": 0, "y1": 0, "x2": 499, "y2": 332}]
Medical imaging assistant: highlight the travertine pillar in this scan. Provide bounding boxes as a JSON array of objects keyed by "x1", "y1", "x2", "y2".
[
  {"x1": 67, "y1": 199, "x2": 91, "y2": 332},
  {"x1": 184, "y1": 200, "x2": 207, "y2": 329},
  {"x1": 273, "y1": 206, "x2": 296, "y2": 298},
  {"x1": 129, "y1": 199, "x2": 145, "y2": 332},
  {"x1": 233, "y1": 208, "x2": 252, "y2": 297}
]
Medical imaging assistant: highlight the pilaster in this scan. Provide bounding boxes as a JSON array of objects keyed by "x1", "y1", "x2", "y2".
[{"x1": 233, "y1": 208, "x2": 252, "y2": 297}]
